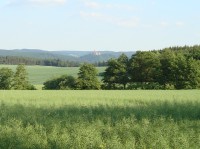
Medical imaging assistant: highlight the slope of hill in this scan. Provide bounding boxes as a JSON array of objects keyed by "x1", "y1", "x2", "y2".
[
  {"x1": 0, "y1": 49, "x2": 135, "y2": 63},
  {"x1": 0, "y1": 49, "x2": 77, "y2": 61}
]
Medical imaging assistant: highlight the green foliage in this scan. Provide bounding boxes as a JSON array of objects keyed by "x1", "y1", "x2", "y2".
[
  {"x1": 159, "y1": 49, "x2": 177, "y2": 87},
  {"x1": 77, "y1": 63, "x2": 101, "y2": 90},
  {"x1": 103, "y1": 46, "x2": 200, "y2": 90},
  {"x1": 0, "y1": 90, "x2": 199, "y2": 148},
  {"x1": 13, "y1": 64, "x2": 29, "y2": 89},
  {"x1": 0, "y1": 65, "x2": 106, "y2": 86},
  {"x1": 103, "y1": 54, "x2": 129, "y2": 89},
  {"x1": 159, "y1": 50, "x2": 200, "y2": 89},
  {"x1": 1, "y1": 45, "x2": 200, "y2": 90},
  {"x1": 185, "y1": 59, "x2": 200, "y2": 89},
  {"x1": 129, "y1": 51, "x2": 161, "y2": 83},
  {"x1": 116, "y1": 54, "x2": 129, "y2": 89},
  {"x1": 0, "y1": 56, "x2": 80, "y2": 67},
  {"x1": 103, "y1": 59, "x2": 119, "y2": 89},
  {"x1": 12, "y1": 64, "x2": 35, "y2": 90},
  {"x1": 43, "y1": 75, "x2": 76, "y2": 90},
  {"x1": 0, "y1": 67, "x2": 13, "y2": 89}
]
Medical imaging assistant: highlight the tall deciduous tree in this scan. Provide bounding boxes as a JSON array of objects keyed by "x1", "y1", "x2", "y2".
[
  {"x1": 102, "y1": 59, "x2": 120, "y2": 89},
  {"x1": 77, "y1": 63, "x2": 100, "y2": 90},
  {"x1": 0, "y1": 67, "x2": 13, "y2": 90},
  {"x1": 129, "y1": 51, "x2": 161, "y2": 84},
  {"x1": 159, "y1": 50, "x2": 200, "y2": 89},
  {"x1": 159, "y1": 50, "x2": 177, "y2": 89},
  {"x1": 103, "y1": 54, "x2": 129, "y2": 89},
  {"x1": 116, "y1": 54, "x2": 129, "y2": 89},
  {"x1": 185, "y1": 58, "x2": 200, "y2": 89}
]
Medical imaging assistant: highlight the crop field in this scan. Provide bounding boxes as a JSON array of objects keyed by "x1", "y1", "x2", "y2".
[
  {"x1": 0, "y1": 65, "x2": 106, "y2": 86},
  {"x1": 0, "y1": 90, "x2": 199, "y2": 148}
]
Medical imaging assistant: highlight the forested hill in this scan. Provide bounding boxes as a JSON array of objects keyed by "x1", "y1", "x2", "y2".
[
  {"x1": 0, "y1": 45, "x2": 200, "y2": 67},
  {"x1": 0, "y1": 49, "x2": 135, "y2": 63},
  {"x1": 161, "y1": 45, "x2": 200, "y2": 60},
  {"x1": 0, "y1": 49, "x2": 74, "y2": 60}
]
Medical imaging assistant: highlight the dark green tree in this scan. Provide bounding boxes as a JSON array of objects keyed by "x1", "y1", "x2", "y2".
[
  {"x1": 174, "y1": 56, "x2": 200, "y2": 89},
  {"x1": 59, "y1": 75, "x2": 77, "y2": 90},
  {"x1": 159, "y1": 50, "x2": 177, "y2": 89},
  {"x1": 43, "y1": 75, "x2": 76, "y2": 90},
  {"x1": 129, "y1": 51, "x2": 161, "y2": 88},
  {"x1": 77, "y1": 63, "x2": 100, "y2": 90},
  {"x1": 13, "y1": 64, "x2": 34, "y2": 90},
  {"x1": 159, "y1": 50, "x2": 200, "y2": 89},
  {"x1": 173, "y1": 53, "x2": 188, "y2": 89},
  {"x1": 184, "y1": 58, "x2": 200, "y2": 89},
  {"x1": 116, "y1": 54, "x2": 129, "y2": 89},
  {"x1": 102, "y1": 59, "x2": 120, "y2": 89},
  {"x1": 103, "y1": 54, "x2": 129, "y2": 89},
  {"x1": 0, "y1": 67, "x2": 14, "y2": 90}
]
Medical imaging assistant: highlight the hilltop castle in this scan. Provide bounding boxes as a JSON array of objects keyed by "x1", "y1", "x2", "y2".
[{"x1": 93, "y1": 50, "x2": 101, "y2": 56}]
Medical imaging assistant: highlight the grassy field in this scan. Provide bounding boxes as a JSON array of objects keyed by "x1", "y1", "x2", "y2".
[
  {"x1": 0, "y1": 90, "x2": 199, "y2": 148},
  {"x1": 0, "y1": 65, "x2": 106, "y2": 86}
]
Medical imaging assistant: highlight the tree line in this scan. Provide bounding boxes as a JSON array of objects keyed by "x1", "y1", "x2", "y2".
[
  {"x1": 43, "y1": 63, "x2": 101, "y2": 90},
  {"x1": 0, "y1": 64, "x2": 35, "y2": 90},
  {"x1": 43, "y1": 45, "x2": 200, "y2": 90},
  {"x1": 0, "y1": 56, "x2": 107, "y2": 67},
  {"x1": 1, "y1": 45, "x2": 200, "y2": 90},
  {"x1": 103, "y1": 46, "x2": 200, "y2": 89},
  {"x1": 0, "y1": 56, "x2": 80, "y2": 67}
]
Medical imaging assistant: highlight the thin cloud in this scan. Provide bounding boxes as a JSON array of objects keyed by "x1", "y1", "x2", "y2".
[
  {"x1": 84, "y1": 1, "x2": 101, "y2": 9},
  {"x1": 80, "y1": 0, "x2": 139, "y2": 28},
  {"x1": 83, "y1": 0, "x2": 135, "y2": 11},
  {"x1": 159, "y1": 21, "x2": 185, "y2": 28},
  {"x1": 6, "y1": 0, "x2": 66, "y2": 6},
  {"x1": 117, "y1": 18, "x2": 139, "y2": 28},
  {"x1": 105, "y1": 4, "x2": 135, "y2": 11},
  {"x1": 80, "y1": 11, "x2": 109, "y2": 21},
  {"x1": 175, "y1": 21, "x2": 184, "y2": 27},
  {"x1": 160, "y1": 21, "x2": 170, "y2": 27},
  {"x1": 142, "y1": 24, "x2": 153, "y2": 28},
  {"x1": 80, "y1": 11, "x2": 139, "y2": 28},
  {"x1": 30, "y1": 0, "x2": 66, "y2": 5}
]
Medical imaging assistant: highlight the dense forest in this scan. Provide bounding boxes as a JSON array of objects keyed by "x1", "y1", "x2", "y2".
[
  {"x1": 0, "y1": 56, "x2": 108, "y2": 67},
  {"x1": 0, "y1": 49, "x2": 134, "y2": 64},
  {"x1": 103, "y1": 45, "x2": 200, "y2": 89}
]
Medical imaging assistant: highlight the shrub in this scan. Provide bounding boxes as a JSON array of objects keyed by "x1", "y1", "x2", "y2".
[{"x1": 43, "y1": 75, "x2": 76, "y2": 90}]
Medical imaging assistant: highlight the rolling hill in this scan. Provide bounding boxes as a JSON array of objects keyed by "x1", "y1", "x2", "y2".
[{"x1": 0, "y1": 49, "x2": 135, "y2": 63}]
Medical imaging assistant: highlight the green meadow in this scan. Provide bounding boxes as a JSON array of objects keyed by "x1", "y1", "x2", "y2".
[
  {"x1": 0, "y1": 65, "x2": 106, "y2": 86},
  {"x1": 0, "y1": 90, "x2": 199, "y2": 148}
]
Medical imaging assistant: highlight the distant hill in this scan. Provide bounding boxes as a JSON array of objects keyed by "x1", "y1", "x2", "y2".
[
  {"x1": 0, "y1": 49, "x2": 78, "y2": 61},
  {"x1": 0, "y1": 49, "x2": 135, "y2": 63}
]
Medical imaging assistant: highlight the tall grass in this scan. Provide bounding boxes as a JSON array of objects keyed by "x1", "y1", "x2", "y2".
[{"x1": 0, "y1": 90, "x2": 199, "y2": 148}]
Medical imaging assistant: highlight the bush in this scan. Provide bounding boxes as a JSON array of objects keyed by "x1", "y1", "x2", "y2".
[
  {"x1": 27, "y1": 84, "x2": 37, "y2": 90},
  {"x1": 43, "y1": 75, "x2": 76, "y2": 90}
]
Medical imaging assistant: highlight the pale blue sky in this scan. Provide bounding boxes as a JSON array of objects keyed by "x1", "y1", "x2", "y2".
[{"x1": 0, "y1": 0, "x2": 200, "y2": 51}]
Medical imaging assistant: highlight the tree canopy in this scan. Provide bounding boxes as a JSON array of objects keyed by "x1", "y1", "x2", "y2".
[
  {"x1": 12, "y1": 64, "x2": 35, "y2": 90},
  {"x1": 103, "y1": 47, "x2": 200, "y2": 90},
  {"x1": 43, "y1": 75, "x2": 76, "y2": 90},
  {"x1": 76, "y1": 63, "x2": 100, "y2": 90},
  {"x1": 0, "y1": 67, "x2": 13, "y2": 90}
]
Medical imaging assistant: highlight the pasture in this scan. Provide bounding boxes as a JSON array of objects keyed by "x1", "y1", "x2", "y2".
[
  {"x1": 0, "y1": 65, "x2": 106, "y2": 86},
  {"x1": 0, "y1": 90, "x2": 199, "y2": 148}
]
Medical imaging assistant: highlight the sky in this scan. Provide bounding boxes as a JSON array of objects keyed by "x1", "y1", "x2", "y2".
[{"x1": 0, "y1": 0, "x2": 200, "y2": 51}]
